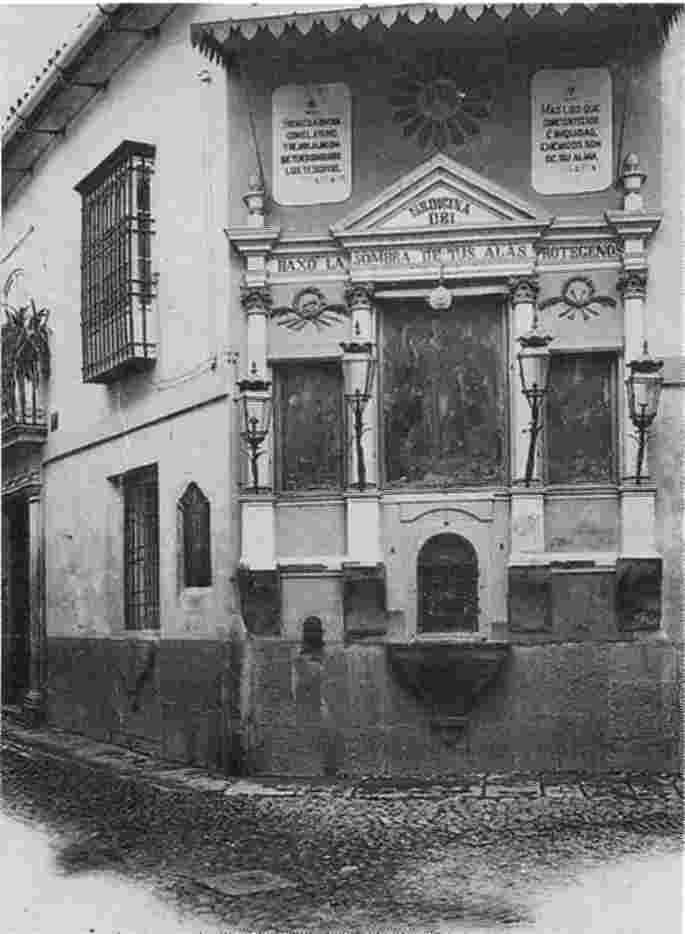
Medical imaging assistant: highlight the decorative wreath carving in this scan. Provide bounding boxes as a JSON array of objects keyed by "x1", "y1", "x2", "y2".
[
  {"x1": 271, "y1": 287, "x2": 350, "y2": 331},
  {"x1": 539, "y1": 276, "x2": 616, "y2": 322}
]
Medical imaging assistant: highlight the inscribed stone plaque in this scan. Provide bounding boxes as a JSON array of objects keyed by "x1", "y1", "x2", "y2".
[
  {"x1": 531, "y1": 68, "x2": 612, "y2": 194},
  {"x1": 273, "y1": 83, "x2": 351, "y2": 206}
]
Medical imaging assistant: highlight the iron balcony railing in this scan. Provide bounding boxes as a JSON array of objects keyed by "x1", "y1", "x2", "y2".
[{"x1": 1, "y1": 367, "x2": 48, "y2": 445}]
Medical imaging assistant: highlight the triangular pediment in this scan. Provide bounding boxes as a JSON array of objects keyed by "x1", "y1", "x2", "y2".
[{"x1": 332, "y1": 154, "x2": 549, "y2": 236}]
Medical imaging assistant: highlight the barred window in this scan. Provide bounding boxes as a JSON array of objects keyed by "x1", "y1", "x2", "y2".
[
  {"x1": 75, "y1": 141, "x2": 156, "y2": 383},
  {"x1": 546, "y1": 353, "x2": 617, "y2": 484},
  {"x1": 124, "y1": 465, "x2": 159, "y2": 631},
  {"x1": 178, "y1": 483, "x2": 212, "y2": 588},
  {"x1": 276, "y1": 362, "x2": 344, "y2": 492}
]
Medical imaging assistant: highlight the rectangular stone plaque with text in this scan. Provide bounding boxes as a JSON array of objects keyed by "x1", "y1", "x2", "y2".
[
  {"x1": 273, "y1": 83, "x2": 351, "y2": 206},
  {"x1": 531, "y1": 68, "x2": 612, "y2": 195}
]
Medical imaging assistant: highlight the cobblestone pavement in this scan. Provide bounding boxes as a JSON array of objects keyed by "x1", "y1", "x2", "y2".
[{"x1": 1, "y1": 722, "x2": 682, "y2": 933}]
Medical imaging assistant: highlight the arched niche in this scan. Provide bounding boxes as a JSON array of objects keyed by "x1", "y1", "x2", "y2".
[
  {"x1": 177, "y1": 482, "x2": 211, "y2": 589},
  {"x1": 417, "y1": 533, "x2": 478, "y2": 633}
]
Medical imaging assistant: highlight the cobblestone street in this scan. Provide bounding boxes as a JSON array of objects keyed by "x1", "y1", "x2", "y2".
[{"x1": 1, "y1": 723, "x2": 682, "y2": 933}]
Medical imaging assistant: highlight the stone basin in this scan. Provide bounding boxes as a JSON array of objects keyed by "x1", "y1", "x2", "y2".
[{"x1": 386, "y1": 640, "x2": 510, "y2": 718}]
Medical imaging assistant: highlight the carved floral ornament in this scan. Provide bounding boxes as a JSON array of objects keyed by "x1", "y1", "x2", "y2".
[
  {"x1": 240, "y1": 285, "x2": 273, "y2": 314},
  {"x1": 508, "y1": 276, "x2": 540, "y2": 307},
  {"x1": 539, "y1": 276, "x2": 616, "y2": 322},
  {"x1": 391, "y1": 52, "x2": 493, "y2": 151}
]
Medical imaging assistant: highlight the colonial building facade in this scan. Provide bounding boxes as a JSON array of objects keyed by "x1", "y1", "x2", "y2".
[{"x1": 2, "y1": 4, "x2": 682, "y2": 776}]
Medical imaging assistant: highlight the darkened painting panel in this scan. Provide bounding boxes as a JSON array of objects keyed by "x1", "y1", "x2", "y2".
[
  {"x1": 382, "y1": 299, "x2": 506, "y2": 487},
  {"x1": 277, "y1": 362, "x2": 343, "y2": 492},
  {"x1": 547, "y1": 353, "x2": 616, "y2": 484}
]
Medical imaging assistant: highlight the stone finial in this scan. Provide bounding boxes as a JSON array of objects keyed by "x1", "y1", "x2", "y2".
[
  {"x1": 618, "y1": 153, "x2": 647, "y2": 211},
  {"x1": 243, "y1": 174, "x2": 266, "y2": 228},
  {"x1": 508, "y1": 275, "x2": 540, "y2": 307}
]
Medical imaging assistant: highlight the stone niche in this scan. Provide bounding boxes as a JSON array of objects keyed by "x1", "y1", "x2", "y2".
[
  {"x1": 280, "y1": 568, "x2": 343, "y2": 643},
  {"x1": 237, "y1": 568, "x2": 280, "y2": 636},
  {"x1": 383, "y1": 497, "x2": 506, "y2": 637},
  {"x1": 342, "y1": 563, "x2": 387, "y2": 641}
]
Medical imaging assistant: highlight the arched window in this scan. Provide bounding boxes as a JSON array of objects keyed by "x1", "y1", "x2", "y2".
[
  {"x1": 178, "y1": 483, "x2": 211, "y2": 588},
  {"x1": 417, "y1": 533, "x2": 478, "y2": 633}
]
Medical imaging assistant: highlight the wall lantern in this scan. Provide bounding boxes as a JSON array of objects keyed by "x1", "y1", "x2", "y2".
[
  {"x1": 340, "y1": 341, "x2": 376, "y2": 492},
  {"x1": 237, "y1": 378, "x2": 272, "y2": 493},
  {"x1": 517, "y1": 309, "x2": 554, "y2": 486},
  {"x1": 625, "y1": 341, "x2": 664, "y2": 484}
]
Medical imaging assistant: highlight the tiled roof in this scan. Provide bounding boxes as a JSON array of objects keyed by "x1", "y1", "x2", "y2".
[
  {"x1": 2, "y1": 4, "x2": 176, "y2": 207},
  {"x1": 3, "y1": 6, "x2": 105, "y2": 133},
  {"x1": 191, "y1": 2, "x2": 681, "y2": 64}
]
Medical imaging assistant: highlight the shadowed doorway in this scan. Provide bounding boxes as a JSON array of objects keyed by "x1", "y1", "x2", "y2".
[{"x1": 2, "y1": 497, "x2": 30, "y2": 705}]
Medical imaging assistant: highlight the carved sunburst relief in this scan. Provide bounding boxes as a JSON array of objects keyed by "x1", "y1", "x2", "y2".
[
  {"x1": 271, "y1": 287, "x2": 349, "y2": 331},
  {"x1": 391, "y1": 53, "x2": 493, "y2": 150},
  {"x1": 539, "y1": 276, "x2": 616, "y2": 322}
]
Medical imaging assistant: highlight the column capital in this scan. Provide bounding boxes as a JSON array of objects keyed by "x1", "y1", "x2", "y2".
[
  {"x1": 508, "y1": 275, "x2": 539, "y2": 306},
  {"x1": 345, "y1": 281, "x2": 375, "y2": 311},
  {"x1": 240, "y1": 284, "x2": 272, "y2": 314},
  {"x1": 617, "y1": 269, "x2": 648, "y2": 300}
]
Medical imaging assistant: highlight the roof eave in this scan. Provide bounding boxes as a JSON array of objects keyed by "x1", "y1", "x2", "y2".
[{"x1": 2, "y1": 5, "x2": 119, "y2": 148}]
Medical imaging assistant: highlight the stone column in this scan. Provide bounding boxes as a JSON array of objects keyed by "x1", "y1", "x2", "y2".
[
  {"x1": 617, "y1": 269, "x2": 649, "y2": 481},
  {"x1": 343, "y1": 283, "x2": 377, "y2": 487},
  {"x1": 238, "y1": 285, "x2": 275, "y2": 569},
  {"x1": 23, "y1": 486, "x2": 45, "y2": 726},
  {"x1": 343, "y1": 282, "x2": 380, "y2": 564},
  {"x1": 608, "y1": 155, "x2": 660, "y2": 558},
  {"x1": 509, "y1": 276, "x2": 545, "y2": 554},
  {"x1": 241, "y1": 284, "x2": 271, "y2": 386},
  {"x1": 346, "y1": 281, "x2": 375, "y2": 344},
  {"x1": 509, "y1": 276, "x2": 542, "y2": 483},
  {"x1": 616, "y1": 269, "x2": 657, "y2": 556}
]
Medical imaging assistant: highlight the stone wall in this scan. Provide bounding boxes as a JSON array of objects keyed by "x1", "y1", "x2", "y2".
[{"x1": 246, "y1": 638, "x2": 682, "y2": 777}]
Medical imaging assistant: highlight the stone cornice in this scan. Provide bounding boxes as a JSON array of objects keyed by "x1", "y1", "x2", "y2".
[
  {"x1": 224, "y1": 226, "x2": 282, "y2": 257},
  {"x1": 2, "y1": 469, "x2": 41, "y2": 499},
  {"x1": 604, "y1": 211, "x2": 662, "y2": 241},
  {"x1": 331, "y1": 219, "x2": 549, "y2": 252}
]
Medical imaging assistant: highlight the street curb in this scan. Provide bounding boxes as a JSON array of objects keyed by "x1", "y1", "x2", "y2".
[{"x1": 2, "y1": 720, "x2": 683, "y2": 806}]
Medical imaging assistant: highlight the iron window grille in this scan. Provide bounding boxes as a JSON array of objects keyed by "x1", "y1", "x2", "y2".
[
  {"x1": 178, "y1": 482, "x2": 212, "y2": 588},
  {"x1": 75, "y1": 140, "x2": 156, "y2": 383},
  {"x1": 124, "y1": 465, "x2": 159, "y2": 631}
]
